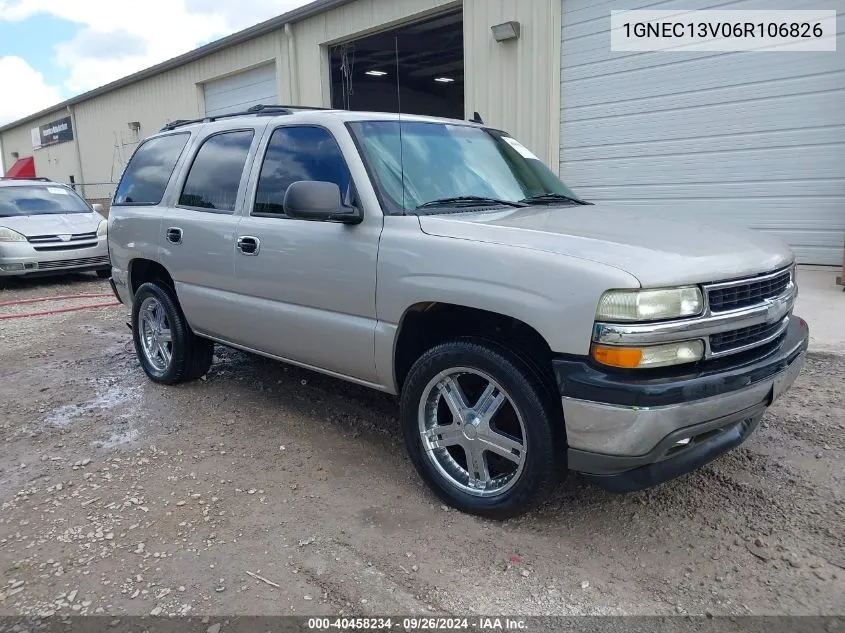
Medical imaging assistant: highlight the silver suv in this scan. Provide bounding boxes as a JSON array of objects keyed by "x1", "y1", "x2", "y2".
[{"x1": 107, "y1": 105, "x2": 808, "y2": 517}]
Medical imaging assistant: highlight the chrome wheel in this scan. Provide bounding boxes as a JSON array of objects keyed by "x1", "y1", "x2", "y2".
[
  {"x1": 418, "y1": 368, "x2": 527, "y2": 497},
  {"x1": 138, "y1": 296, "x2": 172, "y2": 373}
]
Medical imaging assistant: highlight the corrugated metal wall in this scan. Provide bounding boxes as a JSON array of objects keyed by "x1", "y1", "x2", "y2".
[
  {"x1": 0, "y1": 0, "x2": 563, "y2": 190},
  {"x1": 560, "y1": 0, "x2": 845, "y2": 265},
  {"x1": 1, "y1": 110, "x2": 80, "y2": 184},
  {"x1": 72, "y1": 31, "x2": 283, "y2": 190},
  {"x1": 203, "y1": 64, "x2": 279, "y2": 116},
  {"x1": 464, "y1": 0, "x2": 562, "y2": 169}
]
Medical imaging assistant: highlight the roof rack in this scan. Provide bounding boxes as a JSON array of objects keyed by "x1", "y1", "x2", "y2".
[
  {"x1": 159, "y1": 104, "x2": 334, "y2": 131},
  {"x1": 0, "y1": 176, "x2": 52, "y2": 181}
]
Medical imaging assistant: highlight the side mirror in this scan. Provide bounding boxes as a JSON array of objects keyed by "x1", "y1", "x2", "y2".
[
  {"x1": 92, "y1": 203, "x2": 105, "y2": 217},
  {"x1": 283, "y1": 181, "x2": 362, "y2": 224}
]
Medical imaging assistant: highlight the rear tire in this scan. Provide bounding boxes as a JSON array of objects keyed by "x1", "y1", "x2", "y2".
[
  {"x1": 132, "y1": 282, "x2": 213, "y2": 385},
  {"x1": 400, "y1": 339, "x2": 561, "y2": 518}
]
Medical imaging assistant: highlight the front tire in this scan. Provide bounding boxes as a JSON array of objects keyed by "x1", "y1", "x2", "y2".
[
  {"x1": 132, "y1": 282, "x2": 213, "y2": 385},
  {"x1": 400, "y1": 339, "x2": 561, "y2": 518}
]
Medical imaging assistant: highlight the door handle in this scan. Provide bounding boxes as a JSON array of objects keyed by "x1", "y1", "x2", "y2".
[
  {"x1": 236, "y1": 236, "x2": 260, "y2": 256},
  {"x1": 166, "y1": 227, "x2": 183, "y2": 245}
]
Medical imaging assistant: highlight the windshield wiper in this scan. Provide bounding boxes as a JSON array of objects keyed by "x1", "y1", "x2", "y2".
[
  {"x1": 416, "y1": 196, "x2": 527, "y2": 210},
  {"x1": 520, "y1": 193, "x2": 591, "y2": 206}
]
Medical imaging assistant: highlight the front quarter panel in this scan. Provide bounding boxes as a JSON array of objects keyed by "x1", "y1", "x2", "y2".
[{"x1": 375, "y1": 216, "x2": 641, "y2": 393}]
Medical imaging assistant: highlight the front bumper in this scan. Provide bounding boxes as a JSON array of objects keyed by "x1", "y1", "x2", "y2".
[
  {"x1": 0, "y1": 238, "x2": 109, "y2": 276},
  {"x1": 555, "y1": 315, "x2": 809, "y2": 492}
]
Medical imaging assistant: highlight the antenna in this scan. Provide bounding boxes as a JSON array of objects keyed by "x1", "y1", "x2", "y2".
[{"x1": 395, "y1": 34, "x2": 406, "y2": 213}]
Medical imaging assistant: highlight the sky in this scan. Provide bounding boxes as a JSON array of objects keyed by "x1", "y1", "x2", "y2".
[{"x1": 0, "y1": 0, "x2": 312, "y2": 126}]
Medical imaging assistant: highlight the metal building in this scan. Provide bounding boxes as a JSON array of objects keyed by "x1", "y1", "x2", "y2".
[{"x1": 1, "y1": 0, "x2": 842, "y2": 264}]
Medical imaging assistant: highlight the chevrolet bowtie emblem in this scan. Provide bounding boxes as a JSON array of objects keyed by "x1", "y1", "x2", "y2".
[
  {"x1": 58, "y1": 234, "x2": 71, "y2": 242},
  {"x1": 765, "y1": 296, "x2": 789, "y2": 323}
]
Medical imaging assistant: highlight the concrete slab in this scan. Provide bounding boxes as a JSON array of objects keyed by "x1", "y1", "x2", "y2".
[{"x1": 793, "y1": 265, "x2": 845, "y2": 355}]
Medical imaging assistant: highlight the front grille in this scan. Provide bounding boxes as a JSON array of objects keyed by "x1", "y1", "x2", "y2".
[
  {"x1": 27, "y1": 232, "x2": 99, "y2": 252},
  {"x1": 37, "y1": 256, "x2": 109, "y2": 270},
  {"x1": 709, "y1": 319, "x2": 787, "y2": 353},
  {"x1": 28, "y1": 232, "x2": 97, "y2": 243},
  {"x1": 707, "y1": 269, "x2": 791, "y2": 312},
  {"x1": 32, "y1": 242, "x2": 98, "y2": 252}
]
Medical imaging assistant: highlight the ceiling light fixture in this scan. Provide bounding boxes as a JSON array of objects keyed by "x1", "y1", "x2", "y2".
[
  {"x1": 365, "y1": 70, "x2": 388, "y2": 77},
  {"x1": 434, "y1": 77, "x2": 455, "y2": 83}
]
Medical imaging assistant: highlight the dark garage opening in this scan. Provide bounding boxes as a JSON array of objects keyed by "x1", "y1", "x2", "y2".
[{"x1": 330, "y1": 11, "x2": 464, "y2": 120}]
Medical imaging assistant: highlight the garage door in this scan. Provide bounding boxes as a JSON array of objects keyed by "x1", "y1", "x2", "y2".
[
  {"x1": 204, "y1": 64, "x2": 278, "y2": 118},
  {"x1": 560, "y1": 1, "x2": 845, "y2": 265}
]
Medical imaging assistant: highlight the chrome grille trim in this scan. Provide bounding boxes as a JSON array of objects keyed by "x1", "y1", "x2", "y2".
[
  {"x1": 705, "y1": 267, "x2": 793, "y2": 313},
  {"x1": 32, "y1": 242, "x2": 99, "y2": 252},
  {"x1": 706, "y1": 316, "x2": 790, "y2": 358},
  {"x1": 27, "y1": 232, "x2": 98, "y2": 243},
  {"x1": 593, "y1": 265, "x2": 797, "y2": 359}
]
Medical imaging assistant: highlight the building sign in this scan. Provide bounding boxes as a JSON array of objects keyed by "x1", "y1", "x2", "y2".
[{"x1": 37, "y1": 116, "x2": 74, "y2": 148}]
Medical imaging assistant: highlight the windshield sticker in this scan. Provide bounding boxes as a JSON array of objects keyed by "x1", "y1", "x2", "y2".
[
  {"x1": 47, "y1": 187, "x2": 70, "y2": 195},
  {"x1": 503, "y1": 137, "x2": 539, "y2": 160}
]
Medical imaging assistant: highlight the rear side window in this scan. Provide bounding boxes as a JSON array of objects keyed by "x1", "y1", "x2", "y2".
[
  {"x1": 113, "y1": 133, "x2": 190, "y2": 205},
  {"x1": 179, "y1": 130, "x2": 254, "y2": 212},
  {"x1": 253, "y1": 126, "x2": 351, "y2": 216}
]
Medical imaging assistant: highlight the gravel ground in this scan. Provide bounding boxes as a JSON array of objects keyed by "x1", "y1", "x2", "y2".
[{"x1": 0, "y1": 275, "x2": 843, "y2": 618}]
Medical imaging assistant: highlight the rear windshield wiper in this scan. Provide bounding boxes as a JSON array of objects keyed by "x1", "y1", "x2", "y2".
[
  {"x1": 520, "y1": 193, "x2": 591, "y2": 206},
  {"x1": 416, "y1": 196, "x2": 527, "y2": 210}
]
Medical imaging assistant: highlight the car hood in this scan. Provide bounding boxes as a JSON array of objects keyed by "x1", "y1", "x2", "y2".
[
  {"x1": 0, "y1": 212, "x2": 101, "y2": 238},
  {"x1": 417, "y1": 204, "x2": 794, "y2": 286}
]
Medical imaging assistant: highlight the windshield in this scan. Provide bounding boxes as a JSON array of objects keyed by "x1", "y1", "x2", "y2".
[
  {"x1": 0, "y1": 185, "x2": 91, "y2": 217},
  {"x1": 347, "y1": 121, "x2": 584, "y2": 214}
]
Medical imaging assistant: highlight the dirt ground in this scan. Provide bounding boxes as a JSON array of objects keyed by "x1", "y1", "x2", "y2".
[{"x1": 1, "y1": 275, "x2": 842, "y2": 618}]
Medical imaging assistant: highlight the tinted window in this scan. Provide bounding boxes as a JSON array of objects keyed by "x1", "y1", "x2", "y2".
[
  {"x1": 253, "y1": 126, "x2": 351, "y2": 216},
  {"x1": 113, "y1": 133, "x2": 190, "y2": 205},
  {"x1": 178, "y1": 130, "x2": 254, "y2": 212}
]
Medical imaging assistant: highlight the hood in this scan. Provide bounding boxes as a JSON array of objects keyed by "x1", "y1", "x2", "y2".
[
  {"x1": 418, "y1": 203, "x2": 794, "y2": 287},
  {"x1": 0, "y1": 212, "x2": 102, "y2": 238}
]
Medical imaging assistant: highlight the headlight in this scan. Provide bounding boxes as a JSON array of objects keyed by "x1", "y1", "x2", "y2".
[
  {"x1": 592, "y1": 340, "x2": 705, "y2": 369},
  {"x1": 596, "y1": 287, "x2": 703, "y2": 322},
  {"x1": 97, "y1": 219, "x2": 108, "y2": 237},
  {"x1": 0, "y1": 227, "x2": 26, "y2": 242}
]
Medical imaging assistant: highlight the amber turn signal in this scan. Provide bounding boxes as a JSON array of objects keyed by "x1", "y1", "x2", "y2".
[
  {"x1": 590, "y1": 345, "x2": 644, "y2": 369},
  {"x1": 591, "y1": 340, "x2": 705, "y2": 369}
]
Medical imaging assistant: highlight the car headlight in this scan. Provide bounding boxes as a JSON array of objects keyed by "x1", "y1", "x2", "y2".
[
  {"x1": 97, "y1": 219, "x2": 108, "y2": 237},
  {"x1": 0, "y1": 227, "x2": 26, "y2": 242},
  {"x1": 596, "y1": 286, "x2": 703, "y2": 322},
  {"x1": 592, "y1": 340, "x2": 705, "y2": 369}
]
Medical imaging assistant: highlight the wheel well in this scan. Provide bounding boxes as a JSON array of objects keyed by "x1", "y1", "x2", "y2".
[
  {"x1": 394, "y1": 303, "x2": 556, "y2": 395},
  {"x1": 129, "y1": 259, "x2": 174, "y2": 298}
]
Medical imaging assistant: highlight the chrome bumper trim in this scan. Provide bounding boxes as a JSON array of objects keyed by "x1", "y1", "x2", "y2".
[{"x1": 562, "y1": 350, "x2": 805, "y2": 457}]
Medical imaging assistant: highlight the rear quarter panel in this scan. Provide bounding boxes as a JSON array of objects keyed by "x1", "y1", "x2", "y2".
[
  {"x1": 107, "y1": 206, "x2": 165, "y2": 304},
  {"x1": 107, "y1": 130, "x2": 198, "y2": 305}
]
